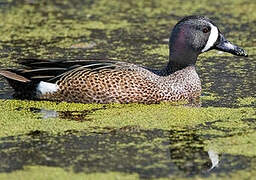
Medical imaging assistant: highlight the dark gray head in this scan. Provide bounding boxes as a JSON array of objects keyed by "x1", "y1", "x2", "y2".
[{"x1": 168, "y1": 16, "x2": 248, "y2": 71}]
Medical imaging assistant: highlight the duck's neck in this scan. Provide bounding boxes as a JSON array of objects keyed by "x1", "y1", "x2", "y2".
[{"x1": 160, "y1": 47, "x2": 198, "y2": 75}]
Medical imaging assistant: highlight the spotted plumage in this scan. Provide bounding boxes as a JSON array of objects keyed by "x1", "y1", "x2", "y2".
[
  {"x1": 0, "y1": 16, "x2": 248, "y2": 104},
  {"x1": 38, "y1": 61, "x2": 201, "y2": 103}
]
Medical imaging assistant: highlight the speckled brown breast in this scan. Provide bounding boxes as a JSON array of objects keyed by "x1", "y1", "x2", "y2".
[{"x1": 39, "y1": 65, "x2": 201, "y2": 104}]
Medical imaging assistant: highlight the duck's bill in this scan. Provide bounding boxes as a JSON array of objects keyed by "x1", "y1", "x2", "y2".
[{"x1": 214, "y1": 34, "x2": 248, "y2": 57}]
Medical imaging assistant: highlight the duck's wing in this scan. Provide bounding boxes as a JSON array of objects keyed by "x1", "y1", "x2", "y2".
[{"x1": 0, "y1": 59, "x2": 138, "y2": 83}]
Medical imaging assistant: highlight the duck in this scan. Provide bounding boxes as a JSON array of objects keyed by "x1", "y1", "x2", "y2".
[{"x1": 0, "y1": 16, "x2": 248, "y2": 104}]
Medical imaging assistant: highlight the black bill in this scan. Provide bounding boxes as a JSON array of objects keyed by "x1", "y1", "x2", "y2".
[{"x1": 214, "y1": 33, "x2": 248, "y2": 57}]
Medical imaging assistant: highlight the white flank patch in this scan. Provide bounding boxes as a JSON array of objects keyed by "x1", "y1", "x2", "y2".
[
  {"x1": 208, "y1": 149, "x2": 219, "y2": 171},
  {"x1": 36, "y1": 81, "x2": 59, "y2": 95},
  {"x1": 201, "y1": 24, "x2": 219, "y2": 52}
]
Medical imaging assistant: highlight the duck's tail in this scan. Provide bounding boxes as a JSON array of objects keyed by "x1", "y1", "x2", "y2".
[
  {"x1": 0, "y1": 58, "x2": 117, "y2": 99},
  {"x1": 0, "y1": 58, "x2": 80, "y2": 99},
  {"x1": 0, "y1": 69, "x2": 38, "y2": 99},
  {"x1": 0, "y1": 58, "x2": 70, "y2": 98}
]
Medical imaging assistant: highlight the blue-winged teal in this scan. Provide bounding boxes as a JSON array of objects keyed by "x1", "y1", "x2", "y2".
[{"x1": 0, "y1": 16, "x2": 248, "y2": 104}]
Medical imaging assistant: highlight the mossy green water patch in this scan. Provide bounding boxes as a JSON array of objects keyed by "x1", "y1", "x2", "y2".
[
  {"x1": 237, "y1": 97, "x2": 256, "y2": 107},
  {"x1": 0, "y1": 99, "x2": 255, "y2": 169},
  {"x1": 1, "y1": 165, "x2": 256, "y2": 180},
  {"x1": 0, "y1": 166, "x2": 140, "y2": 180},
  {"x1": 0, "y1": 125, "x2": 255, "y2": 179},
  {"x1": 0, "y1": 99, "x2": 107, "y2": 137},
  {"x1": 197, "y1": 53, "x2": 255, "y2": 107},
  {"x1": 1, "y1": 0, "x2": 255, "y2": 59},
  {"x1": 144, "y1": 44, "x2": 169, "y2": 57},
  {"x1": 0, "y1": 99, "x2": 255, "y2": 138},
  {"x1": 205, "y1": 131, "x2": 256, "y2": 157}
]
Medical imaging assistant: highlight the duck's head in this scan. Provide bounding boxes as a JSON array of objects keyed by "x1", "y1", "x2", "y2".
[{"x1": 168, "y1": 16, "x2": 248, "y2": 69}]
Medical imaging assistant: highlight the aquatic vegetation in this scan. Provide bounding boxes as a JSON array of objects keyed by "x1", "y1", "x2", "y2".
[{"x1": 0, "y1": 0, "x2": 255, "y2": 179}]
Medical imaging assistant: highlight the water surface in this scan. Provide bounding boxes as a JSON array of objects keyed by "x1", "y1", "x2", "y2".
[{"x1": 0, "y1": 0, "x2": 255, "y2": 179}]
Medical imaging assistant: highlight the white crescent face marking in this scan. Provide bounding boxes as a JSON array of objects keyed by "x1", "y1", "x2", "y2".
[
  {"x1": 201, "y1": 23, "x2": 219, "y2": 52},
  {"x1": 36, "y1": 81, "x2": 59, "y2": 95}
]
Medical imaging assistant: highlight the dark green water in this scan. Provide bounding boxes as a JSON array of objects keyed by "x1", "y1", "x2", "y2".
[{"x1": 0, "y1": 128, "x2": 255, "y2": 179}]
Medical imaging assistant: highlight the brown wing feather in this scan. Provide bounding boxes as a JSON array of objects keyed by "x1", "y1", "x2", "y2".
[{"x1": 0, "y1": 70, "x2": 31, "y2": 83}]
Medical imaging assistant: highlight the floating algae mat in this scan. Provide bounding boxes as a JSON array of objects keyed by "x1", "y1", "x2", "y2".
[
  {"x1": 0, "y1": 0, "x2": 256, "y2": 179},
  {"x1": 0, "y1": 100, "x2": 256, "y2": 179}
]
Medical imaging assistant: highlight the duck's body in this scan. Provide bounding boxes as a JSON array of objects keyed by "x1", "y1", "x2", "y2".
[
  {"x1": 42, "y1": 62, "x2": 202, "y2": 103},
  {"x1": 0, "y1": 60, "x2": 201, "y2": 103},
  {"x1": 0, "y1": 16, "x2": 247, "y2": 104}
]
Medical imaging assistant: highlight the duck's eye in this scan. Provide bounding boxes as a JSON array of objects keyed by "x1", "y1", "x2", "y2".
[{"x1": 203, "y1": 27, "x2": 211, "y2": 33}]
